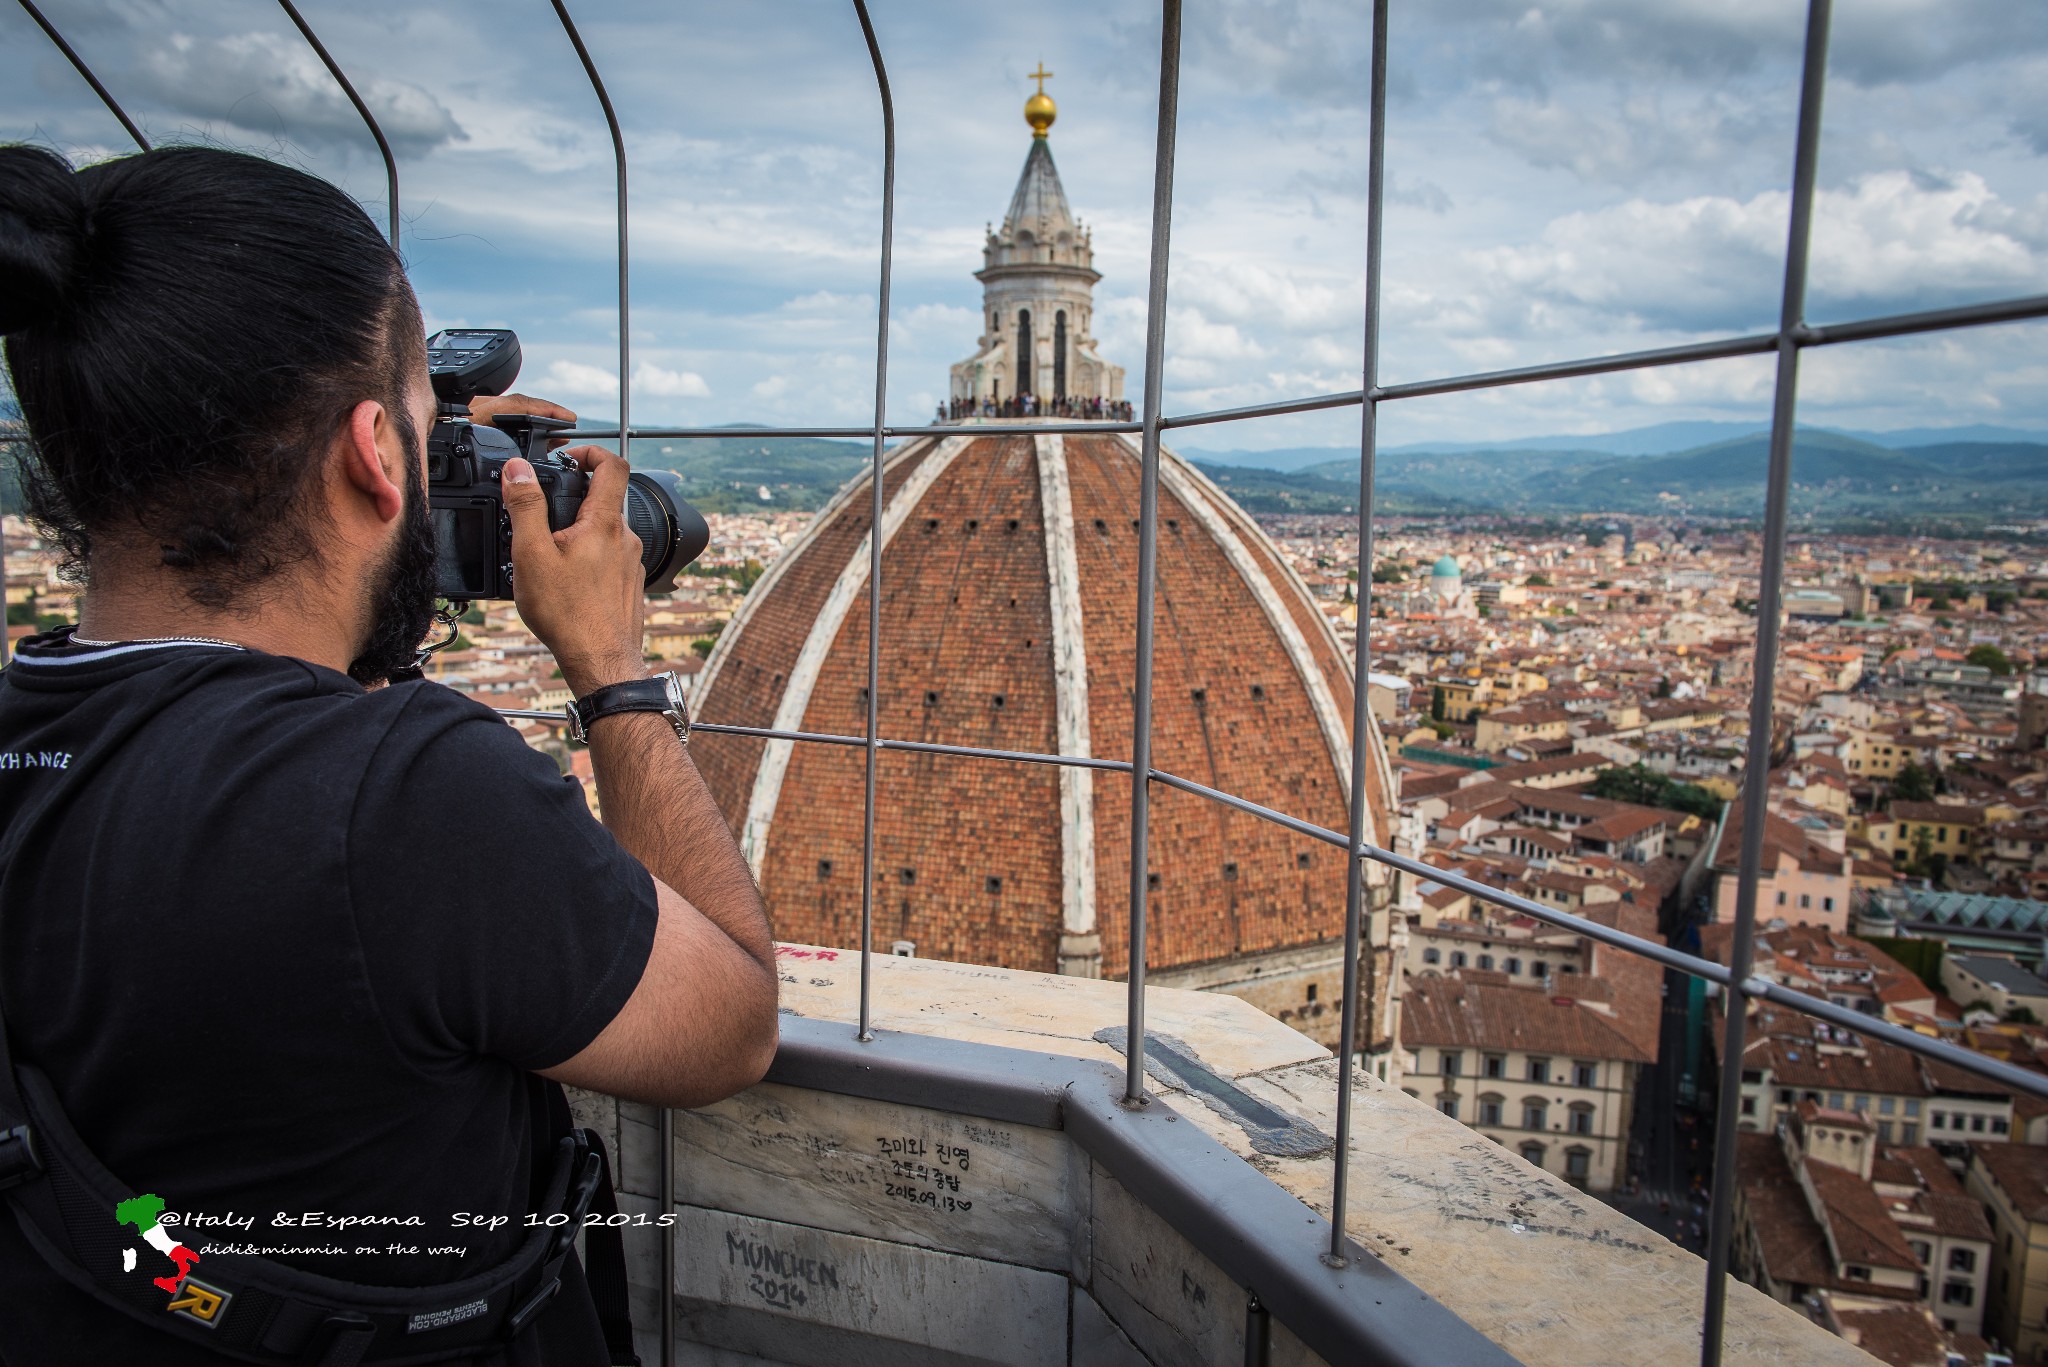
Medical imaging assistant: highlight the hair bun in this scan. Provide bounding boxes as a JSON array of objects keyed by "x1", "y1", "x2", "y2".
[{"x1": 0, "y1": 145, "x2": 88, "y2": 335}]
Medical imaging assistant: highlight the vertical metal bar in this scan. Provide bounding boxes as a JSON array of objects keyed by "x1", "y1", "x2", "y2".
[
  {"x1": 1699, "y1": 2, "x2": 1831, "y2": 1362},
  {"x1": 550, "y1": 0, "x2": 630, "y2": 453},
  {"x1": 1327, "y1": 0, "x2": 1389, "y2": 1268},
  {"x1": 275, "y1": 0, "x2": 398, "y2": 247},
  {"x1": 1243, "y1": 1291, "x2": 1271, "y2": 1367},
  {"x1": 1125, "y1": 0, "x2": 1182, "y2": 1105},
  {"x1": 546, "y1": 4, "x2": 652, "y2": 1358},
  {"x1": 850, "y1": 0, "x2": 894, "y2": 1045},
  {"x1": 15, "y1": 0, "x2": 150, "y2": 151}
]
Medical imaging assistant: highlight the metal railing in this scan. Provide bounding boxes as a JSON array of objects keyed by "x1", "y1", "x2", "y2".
[{"x1": 17, "y1": 1, "x2": 2048, "y2": 1364}]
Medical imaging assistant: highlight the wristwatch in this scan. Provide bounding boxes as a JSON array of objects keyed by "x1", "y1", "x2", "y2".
[{"x1": 565, "y1": 673, "x2": 690, "y2": 745}]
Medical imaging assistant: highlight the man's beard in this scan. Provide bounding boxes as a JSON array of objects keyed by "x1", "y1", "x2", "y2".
[{"x1": 348, "y1": 442, "x2": 440, "y2": 686}]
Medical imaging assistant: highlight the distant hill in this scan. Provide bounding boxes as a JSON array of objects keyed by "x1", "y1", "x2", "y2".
[
  {"x1": 1177, "y1": 421, "x2": 2048, "y2": 470},
  {"x1": 1189, "y1": 432, "x2": 2048, "y2": 521},
  {"x1": 627, "y1": 431, "x2": 867, "y2": 514}
]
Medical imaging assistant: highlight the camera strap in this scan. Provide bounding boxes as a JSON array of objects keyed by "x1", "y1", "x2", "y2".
[{"x1": 0, "y1": 1006, "x2": 640, "y2": 1366}]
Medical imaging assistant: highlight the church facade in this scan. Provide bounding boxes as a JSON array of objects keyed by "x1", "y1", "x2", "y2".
[{"x1": 947, "y1": 71, "x2": 1124, "y2": 415}]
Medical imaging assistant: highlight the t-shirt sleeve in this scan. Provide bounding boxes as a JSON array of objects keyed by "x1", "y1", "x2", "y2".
[{"x1": 347, "y1": 687, "x2": 658, "y2": 1072}]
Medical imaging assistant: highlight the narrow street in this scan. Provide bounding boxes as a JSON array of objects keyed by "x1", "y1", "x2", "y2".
[{"x1": 1599, "y1": 962, "x2": 1715, "y2": 1256}]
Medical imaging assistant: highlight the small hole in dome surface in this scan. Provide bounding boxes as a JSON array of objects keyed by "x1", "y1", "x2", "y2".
[
  {"x1": 817, "y1": 860, "x2": 833, "y2": 880},
  {"x1": 966, "y1": 519, "x2": 979, "y2": 533},
  {"x1": 1147, "y1": 871, "x2": 1162, "y2": 890},
  {"x1": 1297, "y1": 852, "x2": 1313, "y2": 869},
  {"x1": 986, "y1": 875, "x2": 1003, "y2": 894},
  {"x1": 924, "y1": 518, "x2": 939, "y2": 533},
  {"x1": 925, "y1": 690, "x2": 939, "y2": 706},
  {"x1": 1093, "y1": 518, "x2": 1108, "y2": 533},
  {"x1": 1167, "y1": 519, "x2": 1179, "y2": 532},
  {"x1": 1006, "y1": 518, "x2": 1020, "y2": 532},
  {"x1": 992, "y1": 694, "x2": 1006, "y2": 709},
  {"x1": 1251, "y1": 684, "x2": 1267, "y2": 700}
]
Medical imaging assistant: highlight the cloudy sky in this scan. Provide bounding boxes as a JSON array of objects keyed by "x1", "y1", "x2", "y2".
[{"x1": 5, "y1": 0, "x2": 2046, "y2": 450}]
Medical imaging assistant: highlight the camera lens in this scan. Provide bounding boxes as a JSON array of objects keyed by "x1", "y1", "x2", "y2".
[{"x1": 624, "y1": 470, "x2": 709, "y2": 594}]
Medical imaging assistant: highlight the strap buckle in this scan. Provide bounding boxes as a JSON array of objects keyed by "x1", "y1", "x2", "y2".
[
  {"x1": 506, "y1": 1138, "x2": 605, "y2": 1340},
  {"x1": 0, "y1": 1123, "x2": 41, "y2": 1191}
]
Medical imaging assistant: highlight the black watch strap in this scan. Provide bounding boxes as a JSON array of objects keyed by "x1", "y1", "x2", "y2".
[{"x1": 565, "y1": 674, "x2": 690, "y2": 744}]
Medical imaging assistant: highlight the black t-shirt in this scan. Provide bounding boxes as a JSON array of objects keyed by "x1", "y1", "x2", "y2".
[{"x1": 0, "y1": 630, "x2": 658, "y2": 1366}]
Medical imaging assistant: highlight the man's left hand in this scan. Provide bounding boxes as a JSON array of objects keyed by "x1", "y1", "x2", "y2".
[{"x1": 468, "y1": 393, "x2": 578, "y2": 449}]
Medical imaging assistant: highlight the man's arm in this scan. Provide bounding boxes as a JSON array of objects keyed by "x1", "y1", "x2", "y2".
[{"x1": 497, "y1": 442, "x2": 778, "y2": 1109}]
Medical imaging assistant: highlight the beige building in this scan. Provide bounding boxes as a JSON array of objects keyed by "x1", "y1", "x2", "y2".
[
  {"x1": 1396, "y1": 972, "x2": 1651, "y2": 1192},
  {"x1": 1474, "y1": 704, "x2": 1572, "y2": 754},
  {"x1": 1943, "y1": 954, "x2": 2048, "y2": 1022},
  {"x1": 1967, "y1": 1142, "x2": 2048, "y2": 1362}
]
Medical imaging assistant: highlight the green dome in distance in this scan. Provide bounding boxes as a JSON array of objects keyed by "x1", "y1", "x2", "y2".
[{"x1": 1430, "y1": 555, "x2": 1461, "y2": 577}]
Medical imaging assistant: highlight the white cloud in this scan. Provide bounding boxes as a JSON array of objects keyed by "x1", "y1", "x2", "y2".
[
  {"x1": 1436, "y1": 170, "x2": 2048, "y2": 346},
  {"x1": 540, "y1": 360, "x2": 620, "y2": 401},
  {"x1": 632, "y1": 363, "x2": 711, "y2": 398},
  {"x1": 131, "y1": 32, "x2": 462, "y2": 155}
]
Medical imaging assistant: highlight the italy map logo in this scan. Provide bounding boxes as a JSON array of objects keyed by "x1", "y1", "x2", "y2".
[{"x1": 114, "y1": 1192, "x2": 228, "y2": 1325}]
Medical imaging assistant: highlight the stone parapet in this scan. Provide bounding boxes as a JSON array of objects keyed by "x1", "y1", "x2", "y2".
[{"x1": 568, "y1": 944, "x2": 1873, "y2": 1366}]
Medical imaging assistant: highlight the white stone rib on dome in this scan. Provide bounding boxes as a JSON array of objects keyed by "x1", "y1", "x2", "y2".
[
  {"x1": 1166, "y1": 447, "x2": 1393, "y2": 858},
  {"x1": 1033, "y1": 434, "x2": 1098, "y2": 952},
  {"x1": 695, "y1": 435, "x2": 934, "y2": 708},
  {"x1": 1124, "y1": 434, "x2": 1362, "y2": 840},
  {"x1": 735, "y1": 433, "x2": 975, "y2": 874}
]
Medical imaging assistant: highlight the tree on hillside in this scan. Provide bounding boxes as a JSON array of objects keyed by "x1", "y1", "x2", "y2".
[
  {"x1": 1966, "y1": 643, "x2": 2014, "y2": 676},
  {"x1": 1525, "y1": 573, "x2": 1552, "y2": 587},
  {"x1": 1890, "y1": 761, "x2": 1937, "y2": 804}
]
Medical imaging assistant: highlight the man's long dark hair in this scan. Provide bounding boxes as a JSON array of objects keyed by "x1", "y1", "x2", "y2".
[{"x1": 0, "y1": 145, "x2": 426, "y2": 614}]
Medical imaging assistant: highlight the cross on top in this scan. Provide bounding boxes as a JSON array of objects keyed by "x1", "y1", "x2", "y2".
[{"x1": 1029, "y1": 63, "x2": 1053, "y2": 96}]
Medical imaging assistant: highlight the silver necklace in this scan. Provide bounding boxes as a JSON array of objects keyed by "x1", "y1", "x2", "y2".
[{"x1": 68, "y1": 631, "x2": 248, "y2": 651}]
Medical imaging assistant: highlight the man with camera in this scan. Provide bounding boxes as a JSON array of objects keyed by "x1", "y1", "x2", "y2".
[{"x1": 0, "y1": 144, "x2": 777, "y2": 1365}]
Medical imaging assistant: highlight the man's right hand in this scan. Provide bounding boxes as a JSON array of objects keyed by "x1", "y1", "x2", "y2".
[{"x1": 500, "y1": 445, "x2": 646, "y2": 697}]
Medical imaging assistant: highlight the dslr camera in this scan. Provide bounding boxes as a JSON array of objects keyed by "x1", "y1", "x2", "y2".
[{"x1": 426, "y1": 328, "x2": 709, "y2": 601}]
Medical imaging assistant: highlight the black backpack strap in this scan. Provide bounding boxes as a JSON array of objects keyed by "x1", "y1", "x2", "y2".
[
  {"x1": 534, "y1": 1079, "x2": 639, "y2": 1367},
  {"x1": 0, "y1": 1030, "x2": 608, "y2": 1364}
]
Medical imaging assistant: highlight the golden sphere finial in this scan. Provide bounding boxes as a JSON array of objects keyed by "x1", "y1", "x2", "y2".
[{"x1": 1025, "y1": 63, "x2": 1055, "y2": 138}]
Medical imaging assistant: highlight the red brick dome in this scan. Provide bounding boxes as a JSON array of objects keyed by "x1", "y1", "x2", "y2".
[{"x1": 692, "y1": 429, "x2": 1395, "y2": 979}]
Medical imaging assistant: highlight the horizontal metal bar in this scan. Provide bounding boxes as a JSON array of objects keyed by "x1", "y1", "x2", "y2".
[
  {"x1": 1375, "y1": 333, "x2": 1779, "y2": 404},
  {"x1": 1148, "y1": 769, "x2": 1353, "y2": 850},
  {"x1": 580, "y1": 292, "x2": 2048, "y2": 447},
  {"x1": 1803, "y1": 292, "x2": 2048, "y2": 347},
  {"x1": 1748, "y1": 978, "x2": 2048, "y2": 1100},
  {"x1": 563, "y1": 422, "x2": 1144, "y2": 442},
  {"x1": 497, "y1": 709, "x2": 1134, "y2": 770},
  {"x1": 1159, "y1": 389, "x2": 1372, "y2": 431}
]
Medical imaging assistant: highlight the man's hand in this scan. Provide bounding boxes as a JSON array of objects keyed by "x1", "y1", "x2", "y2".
[
  {"x1": 470, "y1": 393, "x2": 577, "y2": 449},
  {"x1": 501, "y1": 445, "x2": 645, "y2": 697}
]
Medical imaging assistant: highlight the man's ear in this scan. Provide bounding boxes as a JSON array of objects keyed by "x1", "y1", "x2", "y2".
[{"x1": 341, "y1": 398, "x2": 406, "y2": 524}]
